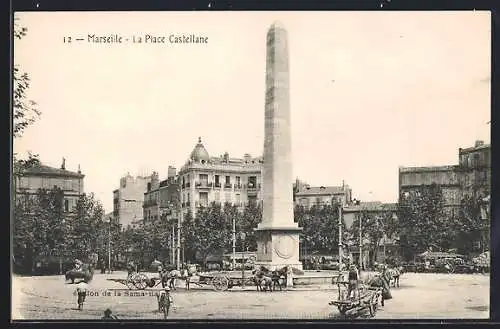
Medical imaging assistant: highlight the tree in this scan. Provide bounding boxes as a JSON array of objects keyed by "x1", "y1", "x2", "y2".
[
  {"x1": 192, "y1": 202, "x2": 232, "y2": 265},
  {"x1": 13, "y1": 186, "x2": 66, "y2": 273},
  {"x1": 451, "y1": 194, "x2": 490, "y2": 255},
  {"x1": 181, "y1": 210, "x2": 196, "y2": 262},
  {"x1": 294, "y1": 203, "x2": 341, "y2": 254},
  {"x1": 398, "y1": 184, "x2": 449, "y2": 260},
  {"x1": 66, "y1": 193, "x2": 105, "y2": 260},
  {"x1": 239, "y1": 202, "x2": 262, "y2": 251},
  {"x1": 14, "y1": 18, "x2": 41, "y2": 139},
  {"x1": 350, "y1": 205, "x2": 398, "y2": 266}
]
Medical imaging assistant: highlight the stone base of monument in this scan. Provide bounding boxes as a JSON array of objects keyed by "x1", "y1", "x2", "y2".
[{"x1": 254, "y1": 226, "x2": 303, "y2": 287}]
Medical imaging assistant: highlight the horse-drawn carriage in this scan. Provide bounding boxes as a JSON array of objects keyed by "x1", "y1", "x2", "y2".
[
  {"x1": 329, "y1": 275, "x2": 383, "y2": 317},
  {"x1": 107, "y1": 270, "x2": 164, "y2": 290},
  {"x1": 192, "y1": 271, "x2": 259, "y2": 291},
  {"x1": 193, "y1": 266, "x2": 289, "y2": 292},
  {"x1": 65, "y1": 263, "x2": 94, "y2": 283}
]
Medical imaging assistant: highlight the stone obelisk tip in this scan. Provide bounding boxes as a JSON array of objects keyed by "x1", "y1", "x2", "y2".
[{"x1": 271, "y1": 21, "x2": 285, "y2": 29}]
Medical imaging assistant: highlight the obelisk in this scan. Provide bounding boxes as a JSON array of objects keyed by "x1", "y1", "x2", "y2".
[{"x1": 254, "y1": 22, "x2": 302, "y2": 271}]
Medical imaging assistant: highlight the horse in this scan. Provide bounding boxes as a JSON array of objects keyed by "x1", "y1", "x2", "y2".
[
  {"x1": 160, "y1": 269, "x2": 184, "y2": 290},
  {"x1": 364, "y1": 274, "x2": 390, "y2": 305},
  {"x1": 270, "y1": 267, "x2": 288, "y2": 291},
  {"x1": 252, "y1": 267, "x2": 273, "y2": 292},
  {"x1": 385, "y1": 266, "x2": 402, "y2": 288}
]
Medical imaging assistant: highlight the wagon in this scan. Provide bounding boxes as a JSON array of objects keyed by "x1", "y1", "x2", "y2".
[
  {"x1": 65, "y1": 265, "x2": 94, "y2": 284},
  {"x1": 329, "y1": 276, "x2": 383, "y2": 317},
  {"x1": 193, "y1": 271, "x2": 256, "y2": 291},
  {"x1": 107, "y1": 271, "x2": 162, "y2": 290}
]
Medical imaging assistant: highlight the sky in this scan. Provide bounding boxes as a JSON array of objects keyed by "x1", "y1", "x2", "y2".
[{"x1": 13, "y1": 11, "x2": 491, "y2": 213}]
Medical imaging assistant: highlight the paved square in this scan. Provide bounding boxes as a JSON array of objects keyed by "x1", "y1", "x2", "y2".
[{"x1": 12, "y1": 271, "x2": 489, "y2": 320}]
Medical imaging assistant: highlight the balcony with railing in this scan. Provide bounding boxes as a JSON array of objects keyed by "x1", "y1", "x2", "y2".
[
  {"x1": 143, "y1": 199, "x2": 158, "y2": 208},
  {"x1": 214, "y1": 182, "x2": 222, "y2": 188},
  {"x1": 247, "y1": 183, "x2": 260, "y2": 196},
  {"x1": 224, "y1": 183, "x2": 233, "y2": 189},
  {"x1": 234, "y1": 183, "x2": 242, "y2": 190},
  {"x1": 195, "y1": 181, "x2": 213, "y2": 189}
]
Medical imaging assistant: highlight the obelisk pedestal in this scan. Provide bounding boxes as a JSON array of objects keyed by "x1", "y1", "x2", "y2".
[{"x1": 254, "y1": 22, "x2": 302, "y2": 272}]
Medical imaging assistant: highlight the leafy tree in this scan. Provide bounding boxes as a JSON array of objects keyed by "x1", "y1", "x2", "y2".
[
  {"x1": 13, "y1": 187, "x2": 67, "y2": 272},
  {"x1": 13, "y1": 193, "x2": 42, "y2": 272},
  {"x1": 350, "y1": 205, "x2": 398, "y2": 266},
  {"x1": 238, "y1": 202, "x2": 261, "y2": 251},
  {"x1": 13, "y1": 152, "x2": 41, "y2": 175},
  {"x1": 451, "y1": 194, "x2": 490, "y2": 255},
  {"x1": 66, "y1": 193, "x2": 105, "y2": 261},
  {"x1": 13, "y1": 18, "x2": 41, "y2": 139},
  {"x1": 192, "y1": 202, "x2": 232, "y2": 265},
  {"x1": 398, "y1": 184, "x2": 449, "y2": 260},
  {"x1": 181, "y1": 210, "x2": 196, "y2": 262},
  {"x1": 294, "y1": 203, "x2": 342, "y2": 254}
]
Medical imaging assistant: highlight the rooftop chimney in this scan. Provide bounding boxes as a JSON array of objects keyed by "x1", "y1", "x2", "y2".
[
  {"x1": 167, "y1": 166, "x2": 176, "y2": 179},
  {"x1": 475, "y1": 140, "x2": 484, "y2": 147},
  {"x1": 61, "y1": 157, "x2": 66, "y2": 170}
]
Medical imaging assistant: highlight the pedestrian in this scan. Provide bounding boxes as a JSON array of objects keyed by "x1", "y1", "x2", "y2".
[
  {"x1": 346, "y1": 264, "x2": 359, "y2": 299},
  {"x1": 74, "y1": 259, "x2": 83, "y2": 271},
  {"x1": 101, "y1": 308, "x2": 118, "y2": 320},
  {"x1": 75, "y1": 282, "x2": 88, "y2": 310}
]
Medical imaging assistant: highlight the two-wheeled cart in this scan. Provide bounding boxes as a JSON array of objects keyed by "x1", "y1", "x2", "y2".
[
  {"x1": 108, "y1": 271, "x2": 162, "y2": 290},
  {"x1": 329, "y1": 277, "x2": 383, "y2": 317},
  {"x1": 193, "y1": 271, "x2": 256, "y2": 291}
]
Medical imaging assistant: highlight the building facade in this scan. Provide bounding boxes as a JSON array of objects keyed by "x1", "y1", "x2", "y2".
[
  {"x1": 458, "y1": 140, "x2": 491, "y2": 198},
  {"x1": 398, "y1": 165, "x2": 462, "y2": 210},
  {"x1": 399, "y1": 140, "x2": 491, "y2": 213},
  {"x1": 177, "y1": 137, "x2": 263, "y2": 217},
  {"x1": 342, "y1": 202, "x2": 399, "y2": 266},
  {"x1": 294, "y1": 179, "x2": 352, "y2": 208},
  {"x1": 143, "y1": 167, "x2": 180, "y2": 222},
  {"x1": 113, "y1": 173, "x2": 154, "y2": 228},
  {"x1": 15, "y1": 158, "x2": 85, "y2": 214}
]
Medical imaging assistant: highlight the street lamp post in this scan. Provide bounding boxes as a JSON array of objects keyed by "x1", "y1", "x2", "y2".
[
  {"x1": 107, "y1": 219, "x2": 112, "y2": 274},
  {"x1": 359, "y1": 212, "x2": 362, "y2": 272},
  {"x1": 232, "y1": 217, "x2": 236, "y2": 271},
  {"x1": 177, "y1": 207, "x2": 182, "y2": 270},
  {"x1": 171, "y1": 224, "x2": 175, "y2": 265},
  {"x1": 338, "y1": 204, "x2": 343, "y2": 270},
  {"x1": 240, "y1": 232, "x2": 246, "y2": 288}
]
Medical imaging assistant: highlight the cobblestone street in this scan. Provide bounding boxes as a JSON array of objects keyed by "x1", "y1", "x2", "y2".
[{"x1": 12, "y1": 271, "x2": 489, "y2": 320}]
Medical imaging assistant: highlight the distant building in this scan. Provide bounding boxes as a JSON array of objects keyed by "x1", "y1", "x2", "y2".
[
  {"x1": 342, "y1": 201, "x2": 399, "y2": 266},
  {"x1": 399, "y1": 140, "x2": 491, "y2": 214},
  {"x1": 458, "y1": 140, "x2": 491, "y2": 198},
  {"x1": 294, "y1": 179, "x2": 352, "y2": 208},
  {"x1": 177, "y1": 137, "x2": 263, "y2": 217},
  {"x1": 342, "y1": 201, "x2": 397, "y2": 229},
  {"x1": 398, "y1": 165, "x2": 462, "y2": 210},
  {"x1": 15, "y1": 158, "x2": 84, "y2": 214},
  {"x1": 143, "y1": 167, "x2": 180, "y2": 222},
  {"x1": 113, "y1": 172, "x2": 154, "y2": 228}
]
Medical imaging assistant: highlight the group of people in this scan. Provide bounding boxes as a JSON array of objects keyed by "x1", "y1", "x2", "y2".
[{"x1": 341, "y1": 261, "x2": 395, "y2": 301}]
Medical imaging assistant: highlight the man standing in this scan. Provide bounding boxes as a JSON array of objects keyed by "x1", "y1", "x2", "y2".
[
  {"x1": 346, "y1": 264, "x2": 359, "y2": 299},
  {"x1": 75, "y1": 281, "x2": 88, "y2": 310}
]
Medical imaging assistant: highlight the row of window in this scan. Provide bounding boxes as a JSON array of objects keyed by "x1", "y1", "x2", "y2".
[
  {"x1": 182, "y1": 174, "x2": 258, "y2": 187},
  {"x1": 18, "y1": 177, "x2": 79, "y2": 191},
  {"x1": 298, "y1": 197, "x2": 342, "y2": 206},
  {"x1": 181, "y1": 191, "x2": 257, "y2": 205},
  {"x1": 460, "y1": 151, "x2": 490, "y2": 168}
]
